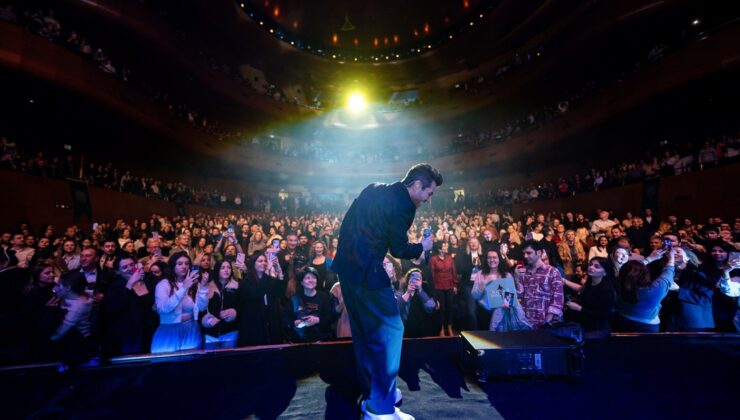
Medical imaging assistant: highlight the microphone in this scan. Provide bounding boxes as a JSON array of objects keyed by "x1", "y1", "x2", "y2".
[{"x1": 423, "y1": 228, "x2": 432, "y2": 263}]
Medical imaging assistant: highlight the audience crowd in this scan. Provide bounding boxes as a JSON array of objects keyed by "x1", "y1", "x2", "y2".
[
  {"x1": 0, "y1": 3, "x2": 235, "y2": 139},
  {"x1": 3, "y1": 127, "x2": 738, "y2": 215},
  {"x1": 463, "y1": 132, "x2": 740, "y2": 206},
  {"x1": 1, "y1": 202, "x2": 738, "y2": 368},
  {"x1": 0, "y1": 135, "x2": 275, "y2": 211},
  {"x1": 1, "y1": 1, "x2": 738, "y2": 371}
]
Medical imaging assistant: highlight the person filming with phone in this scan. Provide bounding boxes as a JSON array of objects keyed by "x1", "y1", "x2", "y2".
[
  {"x1": 151, "y1": 251, "x2": 209, "y2": 353},
  {"x1": 237, "y1": 248, "x2": 285, "y2": 347},
  {"x1": 614, "y1": 247, "x2": 676, "y2": 332},
  {"x1": 690, "y1": 241, "x2": 740, "y2": 332},
  {"x1": 103, "y1": 256, "x2": 156, "y2": 356},
  {"x1": 396, "y1": 268, "x2": 437, "y2": 338},
  {"x1": 201, "y1": 260, "x2": 240, "y2": 349}
]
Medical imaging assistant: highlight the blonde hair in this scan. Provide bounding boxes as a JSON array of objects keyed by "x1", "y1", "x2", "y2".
[{"x1": 575, "y1": 227, "x2": 589, "y2": 244}]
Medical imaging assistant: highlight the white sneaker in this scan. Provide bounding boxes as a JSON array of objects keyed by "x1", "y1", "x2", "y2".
[
  {"x1": 361, "y1": 400, "x2": 415, "y2": 420},
  {"x1": 392, "y1": 407, "x2": 415, "y2": 420}
]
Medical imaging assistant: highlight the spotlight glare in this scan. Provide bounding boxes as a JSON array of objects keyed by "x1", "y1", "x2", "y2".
[{"x1": 346, "y1": 92, "x2": 367, "y2": 113}]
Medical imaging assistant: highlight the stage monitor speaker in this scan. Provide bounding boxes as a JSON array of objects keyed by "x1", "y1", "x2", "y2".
[{"x1": 461, "y1": 330, "x2": 583, "y2": 381}]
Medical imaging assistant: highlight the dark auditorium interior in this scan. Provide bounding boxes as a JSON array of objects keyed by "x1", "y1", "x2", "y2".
[{"x1": 1, "y1": 1, "x2": 739, "y2": 419}]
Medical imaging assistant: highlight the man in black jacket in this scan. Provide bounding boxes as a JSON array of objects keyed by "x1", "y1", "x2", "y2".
[
  {"x1": 626, "y1": 216, "x2": 650, "y2": 253},
  {"x1": 333, "y1": 163, "x2": 441, "y2": 419}
]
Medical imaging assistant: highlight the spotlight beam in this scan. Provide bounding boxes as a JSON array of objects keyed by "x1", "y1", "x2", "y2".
[{"x1": 347, "y1": 92, "x2": 367, "y2": 113}]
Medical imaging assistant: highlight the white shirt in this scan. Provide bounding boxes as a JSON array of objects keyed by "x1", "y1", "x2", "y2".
[
  {"x1": 155, "y1": 279, "x2": 208, "y2": 324},
  {"x1": 591, "y1": 219, "x2": 616, "y2": 234},
  {"x1": 51, "y1": 296, "x2": 92, "y2": 340},
  {"x1": 63, "y1": 253, "x2": 81, "y2": 271},
  {"x1": 12, "y1": 246, "x2": 35, "y2": 268}
]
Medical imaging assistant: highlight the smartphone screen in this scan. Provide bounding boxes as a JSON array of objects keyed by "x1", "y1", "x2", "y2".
[
  {"x1": 190, "y1": 265, "x2": 200, "y2": 274},
  {"x1": 237, "y1": 252, "x2": 245, "y2": 265},
  {"x1": 152, "y1": 232, "x2": 159, "y2": 239},
  {"x1": 272, "y1": 239, "x2": 281, "y2": 249}
]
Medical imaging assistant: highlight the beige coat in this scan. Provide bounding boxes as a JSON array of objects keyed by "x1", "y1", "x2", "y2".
[{"x1": 557, "y1": 240, "x2": 586, "y2": 276}]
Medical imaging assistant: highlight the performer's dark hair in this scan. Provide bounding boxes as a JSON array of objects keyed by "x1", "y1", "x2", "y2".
[{"x1": 401, "y1": 163, "x2": 443, "y2": 189}]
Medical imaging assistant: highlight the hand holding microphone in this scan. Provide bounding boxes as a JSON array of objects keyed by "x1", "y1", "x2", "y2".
[{"x1": 421, "y1": 228, "x2": 433, "y2": 263}]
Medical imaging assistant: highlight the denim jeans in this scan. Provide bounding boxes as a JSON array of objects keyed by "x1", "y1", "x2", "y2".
[{"x1": 342, "y1": 282, "x2": 404, "y2": 415}]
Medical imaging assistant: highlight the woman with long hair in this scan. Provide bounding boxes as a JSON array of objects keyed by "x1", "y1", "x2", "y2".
[
  {"x1": 588, "y1": 235, "x2": 610, "y2": 260},
  {"x1": 120, "y1": 240, "x2": 137, "y2": 260},
  {"x1": 329, "y1": 274, "x2": 350, "y2": 339},
  {"x1": 309, "y1": 241, "x2": 335, "y2": 292},
  {"x1": 144, "y1": 261, "x2": 167, "y2": 289},
  {"x1": 31, "y1": 237, "x2": 54, "y2": 266},
  {"x1": 692, "y1": 241, "x2": 740, "y2": 332},
  {"x1": 471, "y1": 249, "x2": 530, "y2": 331},
  {"x1": 28, "y1": 263, "x2": 56, "y2": 308},
  {"x1": 192, "y1": 237, "x2": 209, "y2": 264},
  {"x1": 103, "y1": 256, "x2": 156, "y2": 356},
  {"x1": 22, "y1": 263, "x2": 54, "y2": 346},
  {"x1": 396, "y1": 268, "x2": 438, "y2": 338},
  {"x1": 508, "y1": 224, "x2": 523, "y2": 247},
  {"x1": 247, "y1": 231, "x2": 267, "y2": 256},
  {"x1": 237, "y1": 251, "x2": 285, "y2": 347},
  {"x1": 555, "y1": 224, "x2": 566, "y2": 244},
  {"x1": 614, "y1": 249, "x2": 675, "y2": 332},
  {"x1": 383, "y1": 253, "x2": 403, "y2": 291},
  {"x1": 448, "y1": 234, "x2": 460, "y2": 258},
  {"x1": 117, "y1": 228, "x2": 132, "y2": 249},
  {"x1": 575, "y1": 227, "x2": 594, "y2": 252},
  {"x1": 557, "y1": 229, "x2": 586, "y2": 277},
  {"x1": 564, "y1": 257, "x2": 615, "y2": 335},
  {"x1": 151, "y1": 251, "x2": 208, "y2": 353},
  {"x1": 430, "y1": 241, "x2": 458, "y2": 336},
  {"x1": 201, "y1": 260, "x2": 240, "y2": 349},
  {"x1": 326, "y1": 237, "x2": 339, "y2": 260}
]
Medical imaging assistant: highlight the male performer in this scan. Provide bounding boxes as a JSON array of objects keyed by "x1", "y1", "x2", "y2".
[{"x1": 333, "y1": 163, "x2": 441, "y2": 420}]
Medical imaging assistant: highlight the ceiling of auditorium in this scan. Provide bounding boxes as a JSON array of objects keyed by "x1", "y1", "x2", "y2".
[
  {"x1": 237, "y1": 0, "x2": 494, "y2": 59},
  {"x1": 196, "y1": 0, "x2": 576, "y2": 89}
]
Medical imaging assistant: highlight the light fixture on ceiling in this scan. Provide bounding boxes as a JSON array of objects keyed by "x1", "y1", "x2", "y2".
[{"x1": 341, "y1": 15, "x2": 355, "y2": 31}]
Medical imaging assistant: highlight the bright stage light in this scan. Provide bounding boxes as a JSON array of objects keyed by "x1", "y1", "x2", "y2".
[{"x1": 346, "y1": 92, "x2": 367, "y2": 113}]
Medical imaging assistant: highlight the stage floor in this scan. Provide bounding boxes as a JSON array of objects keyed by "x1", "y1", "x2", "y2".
[{"x1": 1, "y1": 333, "x2": 738, "y2": 419}]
